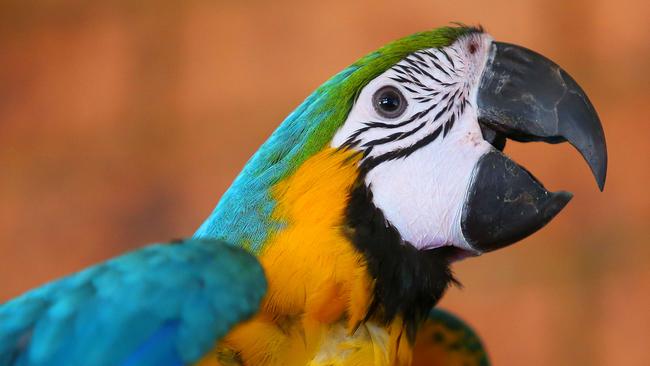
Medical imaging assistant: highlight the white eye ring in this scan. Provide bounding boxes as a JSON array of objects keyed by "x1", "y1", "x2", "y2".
[{"x1": 372, "y1": 85, "x2": 408, "y2": 119}]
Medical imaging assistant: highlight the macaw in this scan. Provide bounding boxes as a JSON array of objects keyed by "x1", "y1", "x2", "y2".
[{"x1": 0, "y1": 25, "x2": 606, "y2": 366}]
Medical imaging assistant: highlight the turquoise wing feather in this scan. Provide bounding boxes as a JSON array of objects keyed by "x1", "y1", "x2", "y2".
[{"x1": 0, "y1": 239, "x2": 266, "y2": 366}]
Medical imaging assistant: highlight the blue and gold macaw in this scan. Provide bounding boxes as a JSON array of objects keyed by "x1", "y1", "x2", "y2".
[{"x1": 0, "y1": 25, "x2": 606, "y2": 366}]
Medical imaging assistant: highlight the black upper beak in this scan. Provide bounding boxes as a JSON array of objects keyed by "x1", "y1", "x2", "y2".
[
  {"x1": 462, "y1": 41, "x2": 608, "y2": 253},
  {"x1": 477, "y1": 42, "x2": 607, "y2": 189}
]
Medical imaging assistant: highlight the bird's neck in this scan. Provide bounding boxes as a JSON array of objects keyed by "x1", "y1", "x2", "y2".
[
  {"x1": 262, "y1": 143, "x2": 456, "y2": 324},
  {"x1": 202, "y1": 140, "x2": 456, "y2": 328},
  {"x1": 216, "y1": 147, "x2": 413, "y2": 365},
  {"x1": 213, "y1": 147, "x2": 456, "y2": 365},
  {"x1": 255, "y1": 147, "x2": 372, "y2": 325},
  {"x1": 194, "y1": 63, "x2": 360, "y2": 250}
]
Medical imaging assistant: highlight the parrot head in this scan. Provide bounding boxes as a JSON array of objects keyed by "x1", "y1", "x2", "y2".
[
  {"x1": 330, "y1": 27, "x2": 606, "y2": 258},
  {"x1": 196, "y1": 25, "x2": 606, "y2": 327}
]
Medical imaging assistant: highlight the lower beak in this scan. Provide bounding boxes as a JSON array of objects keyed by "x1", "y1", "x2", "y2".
[{"x1": 461, "y1": 41, "x2": 608, "y2": 252}]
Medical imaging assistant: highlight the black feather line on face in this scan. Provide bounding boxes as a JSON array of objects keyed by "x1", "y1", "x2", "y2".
[
  {"x1": 360, "y1": 124, "x2": 444, "y2": 172},
  {"x1": 361, "y1": 120, "x2": 428, "y2": 148},
  {"x1": 416, "y1": 67, "x2": 441, "y2": 85},
  {"x1": 344, "y1": 181, "x2": 459, "y2": 342},
  {"x1": 343, "y1": 109, "x2": 430, "y2": 148},
  {"x1": 345, "y1": 43, "x2": 472, "y2": 169},
  {"x1": 413, "y1": 96, "x2": 432, "y2": 104},
  {"x1": 437, "y1": 48, "x2": 456, "y2": 69},
  {"x1": 430, "y1": 58, "x2": 451, "y2": 78},
  {"x1": 443, "y1": 113, "x2": 456, "y2": 137}
]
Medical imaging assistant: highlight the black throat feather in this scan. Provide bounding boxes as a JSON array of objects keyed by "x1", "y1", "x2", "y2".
[{"x1": 343, "y1": 179, "x2": 459, "y2": 342}]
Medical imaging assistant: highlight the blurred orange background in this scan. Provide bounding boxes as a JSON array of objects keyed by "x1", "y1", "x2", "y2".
[{"x1": 1, "y1": 1, "x2": 648, "y2": 365}]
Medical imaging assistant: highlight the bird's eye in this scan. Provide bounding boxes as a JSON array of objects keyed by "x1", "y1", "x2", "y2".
[{"x1": 372, "y1": 85, "x2": 407, "y2": 119}]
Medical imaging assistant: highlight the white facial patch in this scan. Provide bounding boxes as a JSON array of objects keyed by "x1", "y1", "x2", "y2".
[
  {"x1": 332, "y1": 32, "x2": 494, "y2": 251},
  {"x1": 364, "y1": 109, "x2": 491, "y2": 251}
]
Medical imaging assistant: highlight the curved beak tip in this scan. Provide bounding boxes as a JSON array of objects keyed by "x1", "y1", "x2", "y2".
[
  {"x1": 592, "y1": 149, "x2": 607, "y2": 191},
  {"x1": 552, "y1": 190, "x2": 574, "y2": 210},
  {"x1": 596, "y1": 169, "x2": 607, "y2": 191},
  {"x1": 478, "y1": 41, "x2": 608, "y2": 192}
]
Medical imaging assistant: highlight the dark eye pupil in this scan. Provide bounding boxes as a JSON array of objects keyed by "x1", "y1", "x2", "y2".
[
  {"x1": 469, "y1": 43, "x2": 477, "y2": 54},
  {"x1": 378, "y1": 92, "x2": 400, "y2": 112},
  {"x1": 372, "y1": 85, "x2": 407, "y2": 119}
]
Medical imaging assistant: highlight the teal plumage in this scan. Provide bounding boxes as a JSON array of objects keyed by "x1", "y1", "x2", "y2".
[{"x1": 0, "y1": 240, "x2": 266, "y2": 366}]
